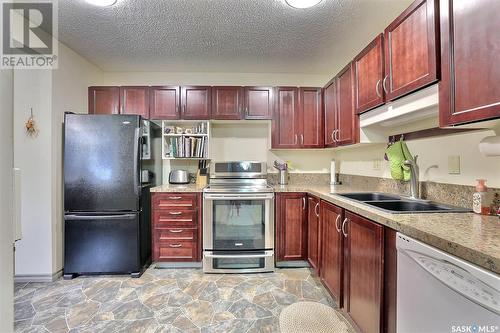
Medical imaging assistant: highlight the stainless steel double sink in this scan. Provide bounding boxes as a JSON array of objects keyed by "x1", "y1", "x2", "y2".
[{"x1": 335, "y1": 192, "x2": 471, "y2": 214}]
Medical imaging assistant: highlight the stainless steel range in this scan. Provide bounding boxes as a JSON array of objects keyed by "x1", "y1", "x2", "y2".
[{"x1": 203, "y1": 161, "x2": 274, "y2": 273}]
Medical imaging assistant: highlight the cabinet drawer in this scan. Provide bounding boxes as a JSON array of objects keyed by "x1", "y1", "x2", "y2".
[
  {"x1": 156, "y1": 240, "x2": 196, "y2": 261},
  {"x1": 153, "y1": 210, "x2": 197, "y2": 227},
  {"x1": 152, "y1": 193, "x2": 198, "y2": 209},
  {"x1": 155, "y1": 228, "x2": 196, "y2": 241}
]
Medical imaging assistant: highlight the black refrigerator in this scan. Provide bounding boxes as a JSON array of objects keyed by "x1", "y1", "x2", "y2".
[{"x1": 63, "y1": 114, "x2": 159, "y2": 279}]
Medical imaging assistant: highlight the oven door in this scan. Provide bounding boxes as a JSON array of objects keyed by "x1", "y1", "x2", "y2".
[{"x1": 203, "y1": 192, "x2": 274, "y2": 251}]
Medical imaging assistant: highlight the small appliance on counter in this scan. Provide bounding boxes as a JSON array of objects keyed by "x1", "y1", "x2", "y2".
[
  {"x1": 169, "y1": 169, "x2": 190, "y2": 184},
  {"x1": 273, "y1": 160, "x2": 289, "y2": 185}
]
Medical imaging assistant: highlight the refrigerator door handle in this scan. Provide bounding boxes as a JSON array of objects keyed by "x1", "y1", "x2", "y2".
[
  {"x1": 133, "y1": 127, "x2": 140, "y2": 196},
  {"x1": 65, "y1": 214, "x2": 137, "y2": 221}
]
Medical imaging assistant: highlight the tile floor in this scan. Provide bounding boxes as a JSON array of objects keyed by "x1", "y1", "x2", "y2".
[{"x1": 14, "y1": 267, "x2": 354, "y2": 333}]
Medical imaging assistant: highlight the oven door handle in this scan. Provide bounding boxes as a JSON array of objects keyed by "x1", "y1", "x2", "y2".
[
  {"x1": 204, "y1": 194, "x2": 274, "y2": 200},
  {"x1": 204, "y1": 252, "x2": 273, "y2": 259}
]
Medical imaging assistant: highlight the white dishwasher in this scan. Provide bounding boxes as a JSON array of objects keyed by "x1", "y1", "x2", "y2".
[{"x1": 396, "y1": 233, "x2": 500, "y2": 333}]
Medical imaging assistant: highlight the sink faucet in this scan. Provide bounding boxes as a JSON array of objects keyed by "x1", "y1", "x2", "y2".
[{"x1": 404, "y1": 156, "x2": 420, "y2": 199}]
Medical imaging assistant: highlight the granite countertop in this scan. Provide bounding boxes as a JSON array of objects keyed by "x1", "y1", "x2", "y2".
[
  {"x1": 276, "y1": 184, "x2": 500, "y2": 275},
  {"x1": 150, "y1": 183, "x2": 205, "y2": 193},
  {"x1": 151, "y1": 182, "x2": 500, "y2": 274}
]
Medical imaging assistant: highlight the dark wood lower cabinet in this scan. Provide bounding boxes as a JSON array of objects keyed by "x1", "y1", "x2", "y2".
[
  {"x1": 275, "y1": 193, "x2": 307, "y2": 261},
  {"x1": 314, "y1": 202, "x2": 395, "y2": 333},
  {"x1": 319, "y1": 201, "x2": 343, "y2": 305},
  {"x1": 344, "y1": 211, "x2": 384, "y2": 333},
  {"x1": 151, "y1": 193, "x2": 202, "y2": 262},
  {"x1": 307, "y1": 196, "x2": 321, "y2": 272}
]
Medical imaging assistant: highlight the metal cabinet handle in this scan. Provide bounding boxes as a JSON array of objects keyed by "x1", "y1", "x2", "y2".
[
  {"x1": 303, "y1": 197, "x2": 306, "y2": 210},
  {"x1": 169, "y1": 229, "x2": 184, "y2": 233},
  {"x1": 301, "y1": 134, "x2": 304, "y2": 145},
  {"x1": 169, "y1": 243, "x2": 182, "y2": 248},
  {"x1": 335, "y1": 215, "x2": 341, "y2": 233},
  {"x1": 168, "y1": 196, "x2": 182, "y2": 200},
  {"x1": 169, "y1": 211, "x2": 182, "y2": 215},
  {"x1": 295, "y1": 134, "x2": 298, "y2": 145},
  {"x1": 376, "y1": 79, "x2": 382, "y2": 97},
  {"x1": 314, "y1": 202, "x2": 320, "y2": 217},
  {"x1": 245, "y1": 106, "x2": 249, "y2": 115},
  {"x1": 382, "y1": 75, "x2": 389, "y2": 94},
  {"x1": 341, "y1": 218, "x2": 348, "y2": 237},
  {"x1": 331, "y1": 131, "x2": 335, "y2": 143},
  {"x1": 335, "y1": 129, "x2": 340, "y2": 142}
]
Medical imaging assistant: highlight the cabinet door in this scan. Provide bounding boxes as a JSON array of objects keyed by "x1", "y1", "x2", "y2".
[
  {"x1": 354, "y1": 34, "x2": 385, "y2": 114},
  {"x1": 300, "y1": 87, "x2": 324, "y2": 148},
  {"x1": 88, "y1": 86, "x2": 120, "y2": 115},
  {"x1": 336, "y1": 63, "x2": 358, "y2": 146},
  {"x1": 272, "y1": 87, "x2": 300, "y2": 148},
  {"x1": 324, "y1": 78, "x2": 337, "y2": 148},
  {"x1": 244, "y1": 87, "x2": 273, "y2": 120},
  {"x1": 120, "y1": 87, "x2": 150, "y2": 118},
  {"x1": 211, "y1": 86, "x2": 244, "y2": 120},
  {"x1": 181, "y1": 86, "x2": 211, "y2": 120},
  {"x1": 344, "y1": 211, "x2": 384, "y2": 333},
  {"x1": 319, "y1": 201, "x2": 343, "y2": 305},
  {"x1": 439, "y1": 0, "x2": 500, "y2": 126},
  {"x1": 276, "y1": 193, "x2": 307, "y2": 261},
  {"x1": 150, "y1": 86, "x2": 180, "y2": 120},
  {"x1": 307, "y1": 196, "x2": 320, "y2": 273},
  {"x1": 384, "y1": 0, "x2": 439, "y2": 101}
]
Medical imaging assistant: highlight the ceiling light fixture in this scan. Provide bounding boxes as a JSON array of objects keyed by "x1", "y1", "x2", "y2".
[
  {"x1": 86, "y1": 0, "x2": 117, "y2": 7},
  {"x1": 285, "y1": 0, "x2": 322, "y2": 9}
]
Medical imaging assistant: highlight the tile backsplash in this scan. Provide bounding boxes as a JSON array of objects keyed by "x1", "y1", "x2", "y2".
[{"x1": 268, "y1": 173, "x2": 500, "y2": 210}]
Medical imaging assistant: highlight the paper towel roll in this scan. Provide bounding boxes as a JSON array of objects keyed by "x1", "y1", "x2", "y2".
[
  {"x1": 479, "y1": 135, "x2": 500, "y2": 156},
  {"x1": 330, "y1": 159, "x2": 336, "y2": 184}
]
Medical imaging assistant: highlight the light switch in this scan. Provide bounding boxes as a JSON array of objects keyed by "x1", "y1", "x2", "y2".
[{"x1": 448, "y1": 155, "x2": 461, "y2": 174}]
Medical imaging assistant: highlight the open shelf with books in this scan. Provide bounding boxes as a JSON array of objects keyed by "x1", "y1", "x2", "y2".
[{"x1": 161, "y1": 121, "x2": 210, "y2": 160}]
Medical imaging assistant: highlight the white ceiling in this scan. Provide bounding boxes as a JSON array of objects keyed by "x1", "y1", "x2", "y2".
[{"x1": 58, "y1": 0, "x2": 411, "y2": 73}]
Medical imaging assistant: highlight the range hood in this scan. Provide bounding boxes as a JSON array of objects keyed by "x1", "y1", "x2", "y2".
[{"x1": 359, "y1": 84, "x2": 439, "y2": 143}]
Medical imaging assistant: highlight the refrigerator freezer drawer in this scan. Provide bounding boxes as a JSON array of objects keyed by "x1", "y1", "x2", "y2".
[{"x1": 64, "y1": 213, "x2": 140, "y2": 275}]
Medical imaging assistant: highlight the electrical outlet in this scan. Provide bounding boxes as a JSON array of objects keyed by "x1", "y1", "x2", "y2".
[
  {"x1": 372, "y1": 159, "x2": 381, "y2": 171},
  {"x1": 448, "y1": 155, "x2": 461, "y2": 174}
]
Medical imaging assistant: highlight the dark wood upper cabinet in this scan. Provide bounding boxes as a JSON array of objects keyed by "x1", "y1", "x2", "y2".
[
  {"x1": 276, "y1": 193, "x2": 307, "y2": 261},
  {"x1": 336, "y1": 63, "x2": 358, "y2": 146},
  {"x1": 88, "y1": 86, "x2": 120, "y2": 115},
  {"x1": 320, "y1": 201, "x2": 343, "y2": 305},
  {"x1": 211, "y1": 86, "x2": 244, "y2": 120},
  {"x1": 181, "y1": 86, "x2": 211, "y2": 120},
  {"x1": 439, "y1": 0, "x2": 500, "y2": 126},
  {"x1": 307, "y1": 196, "x2": 321, "y2": 273},
  {"x1": 300, "y1": 87, "x2": 324, "y2": 148},
  {"x1": 244, "y1": 87, "x2": 274, "y2": 120},
  {"x1": 150, "y1": 86, "x2": 180, "y2": 120},
  {"x1": 354, "y1": 34, "x2": 385, "y2": 114},
  {"x1": 120, "y1": 86, "x2": 150, "y2": 118},
  {"x1": 344, "y1": 211, "x2": 384, "y2": 333},
  {"x1": 272, "y1": 87, "x2": 300, "y2": 148},
  {"x1": 384, "y1": 0, "x2": 439, "y2": 101},
  {"x1": 324, "y1": 78, "x2": 337, "y2": 148}
]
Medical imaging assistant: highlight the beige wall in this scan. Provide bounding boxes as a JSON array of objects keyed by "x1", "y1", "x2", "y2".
[
  {"x1": 14, "y1": 41, "x2": 102, "y2": 280},
  {"x1": 335, "y1": 130, "x2": 500, "y2": 188},
  {"x1": 101, "y1": 71, "x2": 329, "y2": 87},
  {"x1": 0, "y1": 69, "x2": 14, "y2": 332}
]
